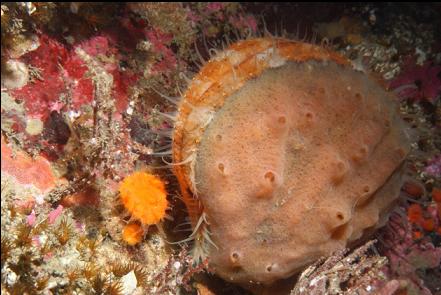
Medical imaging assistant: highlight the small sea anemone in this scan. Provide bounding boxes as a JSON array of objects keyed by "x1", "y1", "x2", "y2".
[
  {"x1": 119, "y1": 171, "x2": 168, "y2": 225},
  {"x1": 122, "y1": 223, "x2": 143, "y2": 246}
]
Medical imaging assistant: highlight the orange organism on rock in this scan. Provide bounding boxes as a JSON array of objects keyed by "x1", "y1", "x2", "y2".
[
  {"x1": 421, "y1": 218, "x2": 435, "y2": 232},
  {"x1": 407, "y1": 203, "x2": 423, "y2": 224},
  {"x1": 122, "y1": 223, "x2": 144, "y2": 246},
  {"x1": 432, "y1": 187, "x2": 441, "y2": 203},
  {"x1": 119, "y1": 171, "x2": 168, "y2": 245},
  {"x1": 119, "y1": 171, "x2": 168, "y2": 225}
]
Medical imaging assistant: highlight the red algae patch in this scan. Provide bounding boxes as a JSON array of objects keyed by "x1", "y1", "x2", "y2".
[{"x1": 172, "y1": 38, "x2": 410, "y2": 286}]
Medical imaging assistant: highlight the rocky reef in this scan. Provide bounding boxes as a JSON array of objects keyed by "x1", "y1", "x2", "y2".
[{"x1": 1, "y1": 3, "x2": 440, "y2": 295}]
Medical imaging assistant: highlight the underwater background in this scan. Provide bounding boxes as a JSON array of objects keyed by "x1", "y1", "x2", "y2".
[{"x1": 1, "y1": 3, "x2": 440, "y2": 295}]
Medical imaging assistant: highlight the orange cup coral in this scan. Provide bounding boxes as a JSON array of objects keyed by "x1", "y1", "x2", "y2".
[
  {"x1": 119, "y1": 171, "x2": 168, "y2": 225},
  {"x1": 122, "y1": 223, "x2": 143, "y2": 246}
]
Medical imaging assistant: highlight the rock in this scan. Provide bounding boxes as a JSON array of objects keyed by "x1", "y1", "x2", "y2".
[
  {"x1": 121, "y1": 270, "x2": 137, "y2": 295},
  {"x1": 1, "y1": 60, "x2": 29, "y2": 90},
  {"x1": 25, "y1": 117, "x2": 44, "y2": 135}
]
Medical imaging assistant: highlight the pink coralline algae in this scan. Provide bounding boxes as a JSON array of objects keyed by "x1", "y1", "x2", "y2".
[
  {"x1": 145, "y1": 29, "x2": 178, "y2": 73},
  {"x1": 229, "y1": 15, "x2": 258, "y2": 34},
  {"x1": 12, "y1": 35, "x2": 71, "y2": 120},
  {"x1": 389, "y1": 58, "x2": 441, "y2": 104},
  {"x1": 381, "y1": 210, "x2": 441, "y2": 295},
  {"x1": 11, "y1": 33, "x2": 138, "y2": 121},
  {"x1": 424, "y1": 155, "x2": 441, "y2": 178},
  {"x1": 186, "y1": 11, "x2": 202, "y2": 28},
  {"x1": 206, "y1": 2, "x2": 225, "y2": 13}
]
